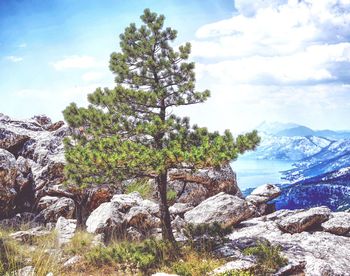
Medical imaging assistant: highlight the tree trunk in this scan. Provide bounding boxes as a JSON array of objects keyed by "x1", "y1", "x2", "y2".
[
  {"x1": 157, "y1": 170, "x2": 176, "y2": 243},
  {"x1": 74, "y1": 194, "x2": 87, "y2": 229}
]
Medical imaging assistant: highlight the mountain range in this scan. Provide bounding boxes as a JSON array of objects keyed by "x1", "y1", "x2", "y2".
[{"x1": 244, "y1": 121, "x2": 350, "y2": 211}]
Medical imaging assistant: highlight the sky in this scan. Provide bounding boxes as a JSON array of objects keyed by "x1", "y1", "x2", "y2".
[{"x1": 1, "y1": 0, "x2": 350, "y2": 134}]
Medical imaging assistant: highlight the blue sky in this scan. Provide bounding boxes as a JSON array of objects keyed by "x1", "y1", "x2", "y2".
[{"x1": 1, "y1": 0, "x2": 350, "y2": 133}]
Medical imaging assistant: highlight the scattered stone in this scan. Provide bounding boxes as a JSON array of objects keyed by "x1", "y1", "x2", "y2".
[
  {"x1": 211, "y1": 259, "x2": 256, "y2": 275},
  {"x1": 9, "y1": 226, "x2": 51, "y2": 243},
  {"x1": 184, "y1": 192, "x2": 254, "y2": 227},
  {"x1": 15, "y1": 266, "x2": 35, "y2": 276},
  {"x1": 63, "y1": 255, "x2": 83, "y2": 268},
  {"x1": 277, "y1": 206, "x2": 331, "y2": 233},
  {"x1": 55, "y1": 216, "x2": 77, "y2": 246}
]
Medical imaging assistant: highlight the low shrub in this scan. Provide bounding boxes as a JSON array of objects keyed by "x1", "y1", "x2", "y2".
[
  {"x1": 183, "y1": 222, "x2": 232, "y2": 252},
  {"x1": 85, "y1": 238, "x2": 176, "y2": 273},
  {"x1": 243, "y1": 241, "x2": 288, "y2": 275}
]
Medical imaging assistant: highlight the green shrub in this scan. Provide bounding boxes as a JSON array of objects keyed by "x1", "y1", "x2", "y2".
[
  {"x1": 63, "y1": 230, "x2": 94, "y2": 255},
  {"x1": 85, "y1": 238, "x2": 176, "y2": 273},
  {"x1": 166, "y1": 189, "x2": 177, "y2": 202},
  {"x1": 125, "y1": 179, "x2": 153, "y2": 199},
  {"x1": 243, "y1": 241, "x2": 288, "y2": 275},
  {"x1": 171, "y1": 250, "x2": 223, "y2": 276},
  {"x1": 183, "y1": 222, "x2": 231, "y2": 252}
]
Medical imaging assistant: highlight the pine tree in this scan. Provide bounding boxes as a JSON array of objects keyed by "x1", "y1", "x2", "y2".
[{"x1": 63, "y1": 9, "x2": 260, "y2": 243}]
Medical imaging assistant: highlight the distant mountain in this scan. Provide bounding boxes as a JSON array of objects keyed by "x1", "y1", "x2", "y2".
[
  {"x1": 256, "y1": 121, "x2": 350, "y2": 139},
  {"x1": 246, "y1": 122, "x2": 350, "y2": 211},
  {"x1": 282, "y1": 139, "x2": 350, "y2": 182},
  {"x1": 276, "y1": 126, "x2": 315, "y2": 137},
  {"x1": 256, "y1": 121, "x2": 300, "y2": 135},
  {"x1": 244, "y1": 132, "x2": 332, "y2": 161}
]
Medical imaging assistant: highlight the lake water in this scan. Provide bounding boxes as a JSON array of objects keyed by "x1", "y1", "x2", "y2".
[{"x1": 230, "y1": 158, "x2": 294, "y2": 190}]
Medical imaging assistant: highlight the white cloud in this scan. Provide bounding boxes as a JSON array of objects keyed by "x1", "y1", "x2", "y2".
[
  {"x1": 82, "y1": 71, "x2": 105, "y2": 82},
  {"x1": 18, "y1": 43, "x2": 27, "y2": 48},
  {"x1": 187, "y1": 0, "x2": 350, "y2": 132},
  {"x1": 5, "y1": 56, "x2": 23, "y2": 62},
  {"x1": 52, "y1": 55, "x2": 100, "y2": 70}
]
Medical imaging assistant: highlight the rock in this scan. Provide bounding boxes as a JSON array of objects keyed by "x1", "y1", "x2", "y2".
[
  {"x1": 0, "y1": 212, "x2": 38, "y2": 230},
  {"x1": 37, "y1": 195, "x2": 60, "y2": 211},
  {"x1": 211, "y1": 259, "x2": 256, "y2": 275},
  {"x1": 55, "y1": 216, "x2": 77, "y2": 246},
  {"x1": 63, "y1": 255, "x2": 83, "y2": 268},
  {"x1": 228, "y1": 210, "x2": 350, "y2": 275},
  {"x1": 111, "y1": 192, "x2": 143, "y2": 212},
  {"x1": 277, "y1": 206, "x2": 331, "y2": 233},
  {"x1": 139, "y1": 199, "x2": 160, "y2": 216},
  {"x1": 274, "y1": 260, "x2": 306, "y2": 276},
  {"x1": 322, "y1": 212, "x2": 350, "y2": 236},
  {"x1": 92, "y1": 234, "x2": 105, "y2": 247},
  {"x1": 15, "y1": 266, "x2": 35, "y2": 276},
  {"x1": 9, "y1": 226, "x2": 51, "y2": 243},
  {"x1": 246, "y1": 184, "x2": 281, "y2": 204},
  {"x1": 0, "y1": 149, "x2": 18, "y2": 217},
  {"x1": 86, "y1": 202, "x2": 124, "y2": 235},
  {"x1": 0, "y1": 128, "x2": 29, "y2": 152},
  {"x1": 126, "y1": 226, "x2": 144, "y2": 241},
  {"x1": 38, "y1": 197, "x2": 75, "y2": 222},
  {"x1": 168, "y1": 164, "x2": 242, "y2": 206},
  {"x1": 171, "y1": 216, "x2": 187, "y2": 231},
  {"x1": 169, "y1": 203, "x2": 194, "y2": 216},
  {"x1": 184, "y1": 192, "x2": 254, "y2": 227},
  {"x1": 125, "y1": 206, "x2": 161, "y2": 231}
]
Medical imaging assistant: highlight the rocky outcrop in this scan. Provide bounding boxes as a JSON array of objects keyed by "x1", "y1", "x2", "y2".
[
  {"x1": 0, "y1": 114, "x2": 67, "y2": 218},
  {"x1": 227, "y1": 208, "x2": 350, "y2": 275},
  {"x1": 184, "y1": 192, "x2": 254, "y2": 227}
]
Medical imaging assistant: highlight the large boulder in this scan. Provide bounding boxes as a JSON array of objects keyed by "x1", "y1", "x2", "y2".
[
  {"x1": 184, "y1": 192, "x2": 254, "y2": 227},
  {"x1": 86, "y1": 201, "x2": 124, "y2": 235},
  {"x1": 322, "y1": 212, "x2": 350, "y2": 236},
  {"x1": 168, "y1": 164, "x2": 242, "y2": 206},
  {"x1": 246, "y1": 184, "x2": 281, "y2": 204},
  {"x1": 277, "y1": 206, "x2": 331, "y2": 234}
]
